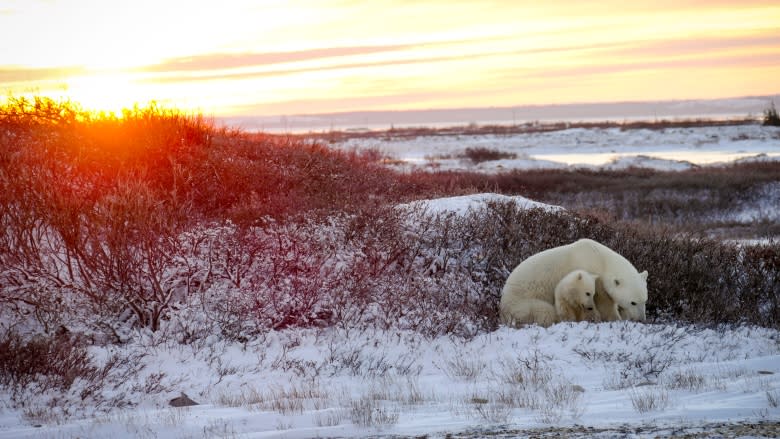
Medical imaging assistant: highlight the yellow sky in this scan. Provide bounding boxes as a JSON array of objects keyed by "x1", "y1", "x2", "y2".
[{"x1": 1, "y1": 0, "x2": 779, "y2": 116}]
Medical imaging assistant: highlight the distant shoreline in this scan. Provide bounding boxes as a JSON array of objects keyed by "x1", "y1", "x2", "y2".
[
  {"x1": 292, "y1": 116, "x2": 760, "y2": 142},
  {"x1": 222, "y1": 94, "x2": 778, "y2": 134}
]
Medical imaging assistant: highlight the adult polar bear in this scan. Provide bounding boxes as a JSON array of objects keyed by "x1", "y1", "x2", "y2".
[{"x1": 500, "y1": 238, "x2": 648, "y2": 326}]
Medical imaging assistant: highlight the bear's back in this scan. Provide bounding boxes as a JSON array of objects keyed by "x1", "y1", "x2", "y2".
[{"x1": 501, "y1": 243, "x2": 588, "y2": 304}]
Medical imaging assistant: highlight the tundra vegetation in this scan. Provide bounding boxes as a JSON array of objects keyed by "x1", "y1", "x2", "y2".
[{"x1": 0, "y1": 97, "x2": 778, "y2": 430}]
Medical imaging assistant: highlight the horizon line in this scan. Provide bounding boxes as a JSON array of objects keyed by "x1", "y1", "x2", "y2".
[{"x1": 219, "y1": 93, "x2": 778, "y2": 121}]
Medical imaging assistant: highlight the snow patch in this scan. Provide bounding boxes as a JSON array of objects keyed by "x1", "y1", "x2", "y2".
[
  {"x1": 603, "y1": 155, "x2": 697, "y2": 171},
  {"x1": 399, "y1": 193, "x2": 561, "y2": 216}
]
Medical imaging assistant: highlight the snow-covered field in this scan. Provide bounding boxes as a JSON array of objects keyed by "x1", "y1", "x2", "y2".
[
  {"x1": 2, "y1": 323, "x2": 779, "y2": 439},
  {"x1": 2, "y1": 124, "x2": 780, "y2": 438},
  {"x1": 334, "y1": 123, "x2": 780, "y2": 172}
]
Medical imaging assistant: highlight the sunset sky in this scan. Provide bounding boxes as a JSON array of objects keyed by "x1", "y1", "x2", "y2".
[{"x1": 1, "y1": 0, "x2": 779, "y2": 116}]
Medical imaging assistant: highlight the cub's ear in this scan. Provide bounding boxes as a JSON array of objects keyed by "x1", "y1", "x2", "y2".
[
  {"x1": 577, "y1": 272, "x2": 583, "y2": 280},
  {"x1": 640, "y1": 271, "x2": 648, "y2": 281}
]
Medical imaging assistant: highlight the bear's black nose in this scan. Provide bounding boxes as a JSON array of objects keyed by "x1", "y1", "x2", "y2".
[{"x1": 587, "y1": 307, "x2": 593, "y2": 311}]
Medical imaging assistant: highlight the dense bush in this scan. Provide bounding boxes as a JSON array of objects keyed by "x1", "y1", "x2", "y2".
[
  {"x1": 0, "y1": 330, "x2": 94, "y2": 394},
  {"x1": 764, "y1": 102, "x2": 780, "y2": 126},
  {"x1": 1, "y1": 97, "x2": 214, "y2": 334},
  {"x1": 0, "y1": 97, "x2": 399, "y2": 334},
  {"x1": 25, "y1": 202, "x2": 771, "y2": 344},
  {"x1": 393, "y1": 163, "x2": 779, "y2": 210},
  {"x1": 390, "y1": 162, "x2": 780, "y2": 238},
  {"x1": 1, "y1": 96, "x2": 778, "y2": 347},
  {"x1": 459, "y1": 147, "x2": 517, "y2": 164},
  {"x1": 446, "y1": 203, "x2": 780, "y2": 330}
]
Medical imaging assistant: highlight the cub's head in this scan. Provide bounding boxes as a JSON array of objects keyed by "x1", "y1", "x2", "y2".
[
  {"x1": 601, "y1": 270, "x2": 648, "y2": 321},
  {"x1": 563, "y1": 269, "x2": 598, "y2": 312}
]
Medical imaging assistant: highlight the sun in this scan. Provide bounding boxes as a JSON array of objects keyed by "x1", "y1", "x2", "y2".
[{"x1": 63, "y1": 70, "x2": 147, "y2": 115}]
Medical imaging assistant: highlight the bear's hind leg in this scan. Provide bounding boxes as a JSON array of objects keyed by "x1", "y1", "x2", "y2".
[{"x1": 501, "y1": 298, "x2": 558, "y2": 328}]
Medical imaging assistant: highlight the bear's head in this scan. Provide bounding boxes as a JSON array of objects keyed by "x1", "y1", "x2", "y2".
[
  {"x1": 569, "y1": 270, "x2": 598, "y2": 312},
  {"x1": 600, "y1": 270, "x2": 648, "y2": 321}
]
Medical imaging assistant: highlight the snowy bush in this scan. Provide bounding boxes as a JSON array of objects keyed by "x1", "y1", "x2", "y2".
[
  {"x1": 3, "y1": 193, "x2": 780, "y2": 347},
  {"x1": 628, "y1": 387, "x2": 671, "y2": 413},
  {"x1": 0, "y1": 331, "x2": 94, "y2": 394}
]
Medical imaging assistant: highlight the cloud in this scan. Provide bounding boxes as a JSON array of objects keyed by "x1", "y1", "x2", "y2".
[
  {"x1": 0, "y1": 66, "x2": 85, "y2": 83},
  {"x1": 145, "y1": 32, "x2": 774, "y2": 86},
  {"x1": 141, "y1": 44, "x2": 416, "y2": 73},
  {"x1": 612, "y1": 29, "x2": 780, "y2": 58},
  {"x1": 140, "y1": 50, "x2": 499, "y2": 84},
  {"x1": 516, "y1": 52, "x2": 780, "y2": 80},
  {"x1": 490, "y1": 30, "x2": 780, "y2": 81}
]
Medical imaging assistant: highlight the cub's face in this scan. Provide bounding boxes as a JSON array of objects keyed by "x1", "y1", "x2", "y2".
[
  {"x1": 604, "y1": 271, "x2": 648, "y2": 321},
  {"x1": 569, "y1": 270, "x2": 597, "y2": 312},
  {"x1": 577, "y1": 278, "x2": 596, "y2": 312}
]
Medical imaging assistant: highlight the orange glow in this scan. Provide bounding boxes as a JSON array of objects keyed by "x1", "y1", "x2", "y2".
[
  {"x1": 2, "y1": 1, "x2": 779, "y2": 116},
  {"x1": 54, "y1": 71, "x2": 144, "y2": 116}
]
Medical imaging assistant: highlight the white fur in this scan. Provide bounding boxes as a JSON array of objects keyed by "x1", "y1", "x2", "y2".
[
  {"x1": 501, "y1": 299, "x2": 559, "y2": 328},
  {"x1": 500, "y1": 239, "x2": 648, "y2": 326},
  {"x1": 555, "y1": 269, "x2": 598, "y2": 322},
  {"x1": 594, "y1": 288, "x2": 621, "y2": 321}
]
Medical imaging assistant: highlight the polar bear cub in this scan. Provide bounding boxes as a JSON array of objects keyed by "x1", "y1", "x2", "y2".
[
  {"x1": 500, "y1": 270, "x2": 599, "y2": 327},
  {"x1": 555, "y1": 269, "x2": 598, "y2": 322}
]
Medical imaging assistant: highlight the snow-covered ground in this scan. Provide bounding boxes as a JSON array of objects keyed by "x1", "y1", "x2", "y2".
[
  {"x1": 333, "y1": 124, "x2": 780, "y2": 172},
  {"x1": 1, "y1": 324, "x2": 779, "y2": 439},
  {"x1": 2, "y1": 194, "x2": 779, "y2": 438},
  {"x1": 2, "y1": 126, "x2": 780, "y2": 438}
]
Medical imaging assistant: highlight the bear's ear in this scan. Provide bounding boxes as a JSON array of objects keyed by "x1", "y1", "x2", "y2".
[
  {"x1": 640, "y1": 271, "x2": 648, "y2": 281},
  {"x1": 614, "y1": 278, "x2": 620, "y2": 286},
  {"x1": 577, "y1": 272, "x2": 583, "y2": 280}
]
